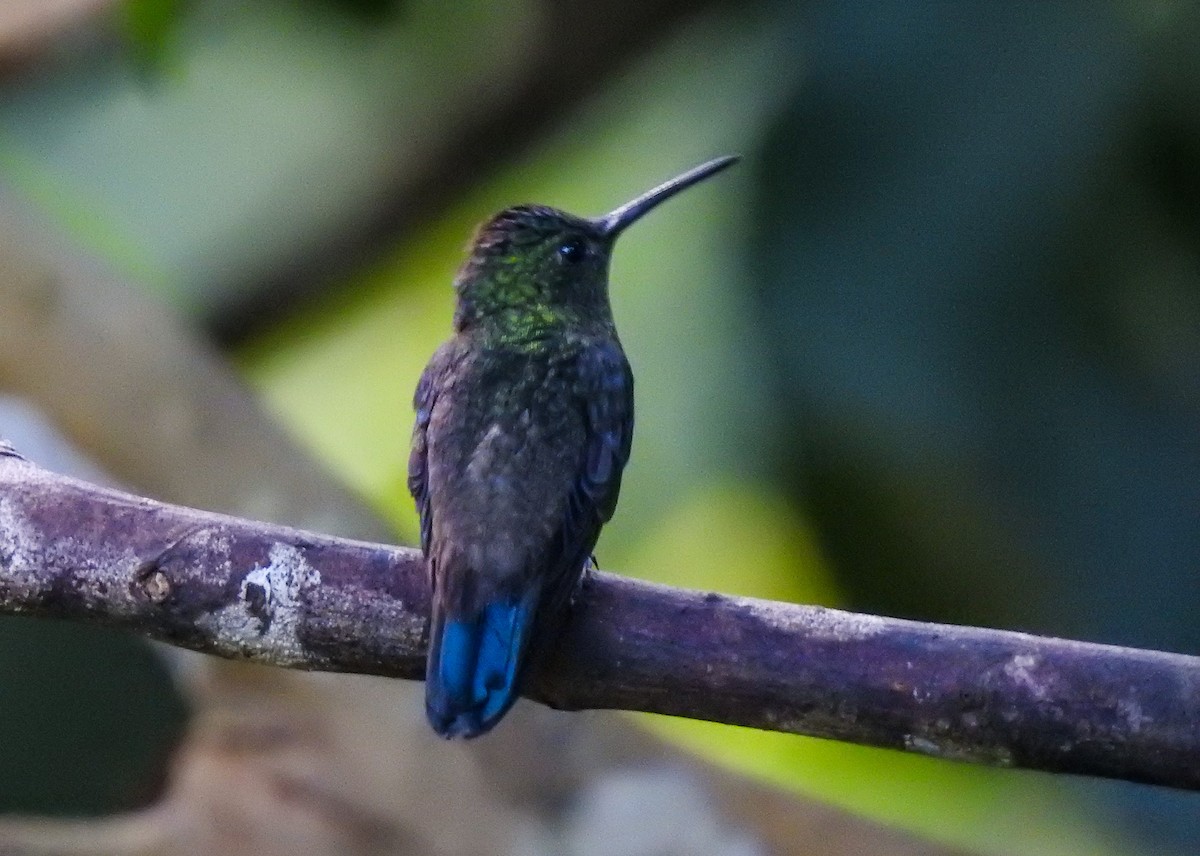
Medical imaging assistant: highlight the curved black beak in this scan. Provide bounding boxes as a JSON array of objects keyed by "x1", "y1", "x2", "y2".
[{"x1": 596, "y1": 155, "x2": 740, "y2": 239}]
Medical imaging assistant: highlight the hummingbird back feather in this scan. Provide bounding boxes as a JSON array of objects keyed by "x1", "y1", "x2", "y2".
[{"x1": 411, "y1": 330, "x2": 633, "y2": 738}]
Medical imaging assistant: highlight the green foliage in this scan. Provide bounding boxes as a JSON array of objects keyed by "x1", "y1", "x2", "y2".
[{"x1": 119, "y1": 0, "x2": 188, "y2": 70}]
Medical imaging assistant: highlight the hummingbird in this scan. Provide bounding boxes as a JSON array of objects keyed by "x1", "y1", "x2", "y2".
[{"x1": 409, "y1": 156, "x2": 739, "y2": 738}]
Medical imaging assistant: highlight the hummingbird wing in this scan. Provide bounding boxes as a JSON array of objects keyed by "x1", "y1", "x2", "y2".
[
  {"x1": 408, "y1": 342, "x2": 456, "y2": 556},
  {"x1": 526, "y1": 338, "x2": 635, "y2": 665},
  {"x1": 561, "y1": 339, "x2": 635, "y2": 570}
]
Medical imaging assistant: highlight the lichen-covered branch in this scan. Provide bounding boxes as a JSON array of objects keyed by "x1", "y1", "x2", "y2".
[{"x1": 1, "y1": 441, "x2": 1198, "y2": 791}]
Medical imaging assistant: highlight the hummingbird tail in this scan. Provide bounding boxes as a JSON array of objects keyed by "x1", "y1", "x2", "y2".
[{"x1": 425, "y1": 587, "x2": 539, "y2": 739}]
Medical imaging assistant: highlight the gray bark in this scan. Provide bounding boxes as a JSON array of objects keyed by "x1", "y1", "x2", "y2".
[{"x1": 2, "y1": 440, "x2": 1197, "y2": 791}]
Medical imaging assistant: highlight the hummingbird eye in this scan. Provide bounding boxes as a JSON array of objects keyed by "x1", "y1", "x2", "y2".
[{"x1": 557, "y1": 239, "x2": 586, "y2": 264}]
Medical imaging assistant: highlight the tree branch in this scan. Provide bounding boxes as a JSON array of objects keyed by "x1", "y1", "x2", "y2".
[{"x1": 1, "y1": 442, "x2": 1197, "y2": 791}]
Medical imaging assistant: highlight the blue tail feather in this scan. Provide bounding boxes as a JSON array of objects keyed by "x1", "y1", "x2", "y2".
[{"x1": 426, "y1": 590, "x2": 538, "y2": 738}]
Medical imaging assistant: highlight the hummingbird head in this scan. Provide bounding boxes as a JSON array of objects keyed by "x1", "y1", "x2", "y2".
[
  {"x1": 452, "y1": 205, "x2": 610, "y2": 333},
  {"x1": 452, "y1": 156, "x2": 739, "y2": 336}
]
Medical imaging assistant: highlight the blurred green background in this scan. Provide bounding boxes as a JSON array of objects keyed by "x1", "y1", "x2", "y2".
[{"x1": 1, "y1": 1, "x2": 1198, "y2": 854}]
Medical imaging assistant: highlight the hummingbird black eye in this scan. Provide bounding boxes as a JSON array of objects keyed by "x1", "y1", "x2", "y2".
[{"x1": 557, "y1": 239, "x2": 586, "y2": 263}]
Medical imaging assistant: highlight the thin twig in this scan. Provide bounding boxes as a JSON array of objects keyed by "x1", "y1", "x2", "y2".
[{"x1": 1, "y1": 448, "x2": 1197, "y2": 790}]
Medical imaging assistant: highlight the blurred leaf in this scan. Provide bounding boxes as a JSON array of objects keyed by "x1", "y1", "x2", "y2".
[
  {"x1": 641, "y1": 715, "x2": 1130, "y2": 856},
  {"x1": 119, "y1": 0, "x2": 188, "y2": 70},
  {"x1": 612, "y1": 481, "x2": 836, "y2": 603}
]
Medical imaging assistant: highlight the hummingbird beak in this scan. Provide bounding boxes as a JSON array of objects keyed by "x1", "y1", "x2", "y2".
[{"x1": 596, "y1": 155, "x2": 740, "y2": 239}]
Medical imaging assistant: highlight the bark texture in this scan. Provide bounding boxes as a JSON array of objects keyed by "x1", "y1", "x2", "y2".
[{"x1": 2, "y1": 442, "x2": 1197, "y2": 791}]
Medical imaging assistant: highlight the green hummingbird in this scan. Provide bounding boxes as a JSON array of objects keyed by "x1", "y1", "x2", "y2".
[{"x1": 409, "y1": 156, "x2": 739, "y2": 738}]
